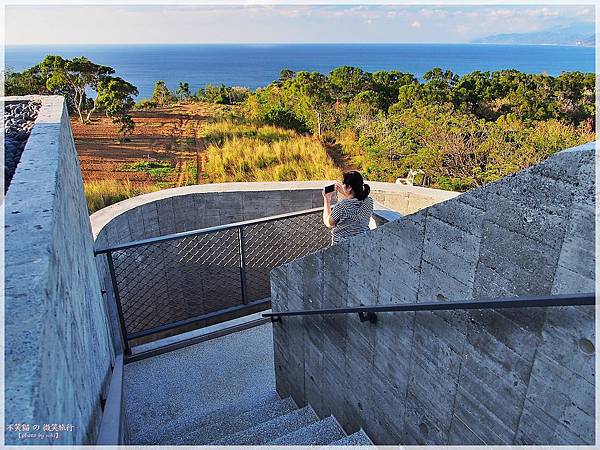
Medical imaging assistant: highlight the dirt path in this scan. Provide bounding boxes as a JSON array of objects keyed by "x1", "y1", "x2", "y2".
[{"x1": 324, "y1": 142, "x2": 355, "y2": 172}]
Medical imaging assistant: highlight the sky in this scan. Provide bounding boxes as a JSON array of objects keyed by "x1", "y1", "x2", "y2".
[{"x1": 5, "y1": 3, "x2": 596, "y2": 45}]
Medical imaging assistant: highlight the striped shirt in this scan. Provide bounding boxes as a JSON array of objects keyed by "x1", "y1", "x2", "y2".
[{"x1": 330, "y1": 197, "x2": 374, "y2": 245}]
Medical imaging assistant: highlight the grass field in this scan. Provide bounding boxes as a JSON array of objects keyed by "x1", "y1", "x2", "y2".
[
  {"x1": 73, "y1": 102, "x2": 343, "y2": 213},
  {"x1": 202, "y1": 121, "x2": 340, "y2": 182},
  {"x1": 84, "y1": 179, "x2": 160, "y2": 214}
]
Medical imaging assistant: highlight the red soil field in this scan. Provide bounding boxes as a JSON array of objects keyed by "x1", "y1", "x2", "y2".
[{"x1": 70, "y1": 103, "x2": 218, "y2": 188}]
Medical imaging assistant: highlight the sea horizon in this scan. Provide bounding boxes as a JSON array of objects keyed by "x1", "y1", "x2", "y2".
[{"x1": 6, "y1": 42, "x2": 595, "y2": 99}]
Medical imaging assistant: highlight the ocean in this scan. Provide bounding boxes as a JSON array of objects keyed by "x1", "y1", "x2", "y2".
[{"x1": 5, "y1": 43, "x2": 595, "y2": 100}]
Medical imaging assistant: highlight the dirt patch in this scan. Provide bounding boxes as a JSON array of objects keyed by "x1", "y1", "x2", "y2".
[{"x1": 71, "y1": 103, "x2": 230, "y2": 188}]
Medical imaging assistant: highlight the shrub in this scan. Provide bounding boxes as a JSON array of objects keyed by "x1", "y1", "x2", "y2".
[
  {"x1": 134, "y1": 98, "x2": 157, "y2": 110},
  {"x1": 263, "y1": 107, "x2": 310, "y2": 133},
  {"x1": 121, "y1": 160, "x2": 175, "y2": 181}
]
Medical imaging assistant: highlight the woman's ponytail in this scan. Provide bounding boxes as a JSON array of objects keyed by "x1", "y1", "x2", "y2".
[{"x1": 359, "y1": 183, "x2": 370, "y2": 201}]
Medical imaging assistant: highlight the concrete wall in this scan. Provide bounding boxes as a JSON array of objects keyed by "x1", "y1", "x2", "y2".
[
  {"x1": 90, "y1": 181, "x2": 457, "y2": 246},
  {"x1": 270, "y1": 142, "x2": 595, "y2": 445},
  {"x1": 4, "y1": 96, "x2": 114, "y2": 445},
  {"x1": 91, "y1": 183, "x2": 327, "y2": 350},
  {"x1": 369, "y1": 181, "x2": 459, "y2": 215}
]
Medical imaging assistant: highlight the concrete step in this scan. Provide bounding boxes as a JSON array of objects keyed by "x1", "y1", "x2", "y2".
[
  {"x1": 210, "y1": 405, "x2": 319, "y2": 446},
  {"x1": 330, "y1": 429, "x2": 374, "y2": 446},
  {"x1": 138, "y1": 391, "x2": 280, "y2": 445},
  {"x1": 175, "y1": 397, "x2": 298, "y2": 445},
  {"x1": 267, "y1": 415, "x2": 346, "y2": 446}
]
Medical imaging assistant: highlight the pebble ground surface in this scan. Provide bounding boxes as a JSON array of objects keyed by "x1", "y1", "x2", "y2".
[
  {"x1": 4, "y1": 101, "x2": 41, "y2": 192},
  {"x1": 123, "y1": 323, "x2": 276, "y2": 443}
]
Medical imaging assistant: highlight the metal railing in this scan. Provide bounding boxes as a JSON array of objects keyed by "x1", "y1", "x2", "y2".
[
  {"x1": 95, "y1": 207, "x2": 331, "y2": 354},
  {"x1": 264, "y1": 293, "x2": 595, "y2": 323}
]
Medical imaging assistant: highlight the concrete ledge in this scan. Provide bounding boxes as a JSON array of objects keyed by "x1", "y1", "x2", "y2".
[
  {"x1": 90, "y1": 180, "x2": 456, "y2": 242},
  {"x1": 130, "y1": 309, "x2": 272, "y2": 361},
  {"x1": 4, "y1": 95, "x2": 114, "y2": 445}
]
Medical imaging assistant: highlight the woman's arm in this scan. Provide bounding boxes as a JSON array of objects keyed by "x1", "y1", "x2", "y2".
[{"x1": 322, "y1": 190, "x2": 337, "y2": 228}]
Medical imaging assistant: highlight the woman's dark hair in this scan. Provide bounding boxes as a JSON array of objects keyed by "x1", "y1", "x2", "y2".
[{"x1": 343, "y1": 170, "x2": 370, "y2": 201}]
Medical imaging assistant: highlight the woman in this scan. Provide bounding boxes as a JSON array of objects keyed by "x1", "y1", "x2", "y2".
[{"x1": 322, "y1": 171, "x2": 374, "y2": 245}]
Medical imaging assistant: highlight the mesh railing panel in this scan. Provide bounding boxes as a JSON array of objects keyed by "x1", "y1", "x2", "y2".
[
  {"x1": 112, "y1": 228, "x2": 242, "y2": 336},
  {"x1": 242, "y1": 213, "x2": 331, "y2": 302},
  {"x1": 108, "y1": 209, "x2": 330, "y2": 340}
]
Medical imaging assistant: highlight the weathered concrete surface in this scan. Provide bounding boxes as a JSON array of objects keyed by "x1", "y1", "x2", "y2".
[
  {"x1": 271, "y1": 142, "x2": 596, "y2": 445},
  {"x1": 4, "y1": 96, "x2": 114, "y2": 445}
]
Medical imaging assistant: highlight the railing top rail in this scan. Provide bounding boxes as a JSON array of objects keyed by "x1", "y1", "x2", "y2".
[
  {"x1": 95, "y1": 206, "x2": 324, "y2": 255},
  {"x1": 264, "y1": 293, "x2": 595, "y2": 319}
]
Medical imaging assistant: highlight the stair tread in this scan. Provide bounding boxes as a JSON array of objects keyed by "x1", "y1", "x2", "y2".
[
  {"x1": 137, "y1": 391, "x2": 280, "y2": 445},
  {"x1": 172, "y1": 397, "x2": 298, "y2": 445},
  {"x1": 267, "y1": 415, "x2": 346, "y2": 446},
  {"x1": 331, "y1": 429, "x2": 374, "y2": 446},
  {"x1": 210, "y1": 405, "x2": 318, "y2": 446}
]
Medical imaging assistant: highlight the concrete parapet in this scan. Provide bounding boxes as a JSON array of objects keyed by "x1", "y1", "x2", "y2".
[
  {"x1": 4, "y1": 96, "x2": 114, "y2": 444},
  {"x1": 90, "y1": 181, "x2": 457, "y2": 245},
  {"x1": 270, "y1": 142, "x2": 596, "y2": 445}
]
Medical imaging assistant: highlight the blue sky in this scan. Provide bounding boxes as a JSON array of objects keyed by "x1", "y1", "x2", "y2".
[{"x1": 6, "y1": 4, "x2": 595, "y2": 45}]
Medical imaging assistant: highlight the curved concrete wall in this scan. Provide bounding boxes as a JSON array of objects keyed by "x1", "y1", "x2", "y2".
[
  {"x1": 90, "y1": 181, "x2": 457, "y2": 247},
  {"x1": 4, "y1": 96, "x2": 114, "y2": 445},
  {"x1": 369, "y1": 181, "x2": 459, "y2": 216},
  {"x1": 90, "y1": 182, "x2": 456, "y2": 349},
  {"x1": 270, "y1": 142, "x2": 596, "y2": 445}
]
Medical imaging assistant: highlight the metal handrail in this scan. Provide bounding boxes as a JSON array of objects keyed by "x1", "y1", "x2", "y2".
[
  {"x1": 94, "y1": 206, "x2": 325, "y2": 255},
  {"x1": 264, "y1": 293, "x2": 595, "y2": 323}
]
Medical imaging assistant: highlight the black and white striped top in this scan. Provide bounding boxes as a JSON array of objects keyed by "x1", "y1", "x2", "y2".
[{"x1": 330, "y1": 197, "x2": 374, "y2": 245}]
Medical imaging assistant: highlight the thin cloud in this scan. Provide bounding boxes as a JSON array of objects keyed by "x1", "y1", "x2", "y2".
[{"x1": 5, "y1": 4, "x2": 595, "y2": 45}]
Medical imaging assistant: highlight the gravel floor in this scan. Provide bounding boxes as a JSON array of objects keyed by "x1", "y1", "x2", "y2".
[
  {"x1": 4, "y1": 101, "x2": 41, "y2": 193},
  {"x1": 123, "y1": 323, "x2": 276, "y2": 442}
]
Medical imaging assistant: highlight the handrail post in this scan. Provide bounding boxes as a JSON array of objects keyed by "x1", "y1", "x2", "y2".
[
  {"x1": 106, "y1": 251, "x2": 131, "y2": 356},
  {"x1": 358, "y1": 311, "x2": 377, "y2": 323},
  {"x1": 238, "y1": 227, "x2": 248, "y2": 305}
]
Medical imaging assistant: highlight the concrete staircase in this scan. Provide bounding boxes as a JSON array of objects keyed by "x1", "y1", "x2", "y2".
[
  {"x1": 139, "y1": 394, "x2": 372, "y2": 446},
  {"x1": 124, "y1": 322, "x2": 373, "y2": 445}
]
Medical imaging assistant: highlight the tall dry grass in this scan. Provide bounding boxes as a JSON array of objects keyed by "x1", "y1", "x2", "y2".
[
  {"x1": 202, "y1": 120, "x2": 298, "y2": 145},
  {"x1": 204, "y1": 135, "x2": 341, "y2": 182},
  {"x1": 84, "y1": 179, "x2": 160, "y2": 214}
]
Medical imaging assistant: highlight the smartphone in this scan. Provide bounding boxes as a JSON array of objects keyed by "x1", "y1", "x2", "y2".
[{"x1": 324, "y1": 184, "x2": 335, "y2": 193}]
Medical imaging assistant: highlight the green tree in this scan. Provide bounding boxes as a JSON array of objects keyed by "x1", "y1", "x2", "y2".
[
  {"x1": 96, "y1": 77, "x2": 139, "y2": 136},
  {"x1": 199, "y1": 83, "x2": 227, "y2": 104},
  {"x1": 4, "y1": 66, "x2": 48, "y2": 96},
  {"x1": 555, "y1": 72, "x2": 595, "y2": 125},
  {"x1": 279, "y1": 69, "x2": 296, "y2": 82},
  {"x1": 348, "y1": 90, "x2": 382, "y2": 131},
  {"x1": 176, "y1": 82, "x2": 193, "y2": 102},
  {"x1": 421, "y1": 68, "x2": 458, "y2": 105},
  {"x1": 328, "y1": 66, "x2": 373, "y2": 101},
  {"x1": 372, "y1": 70, "x2": 416, "y2": 110},
  {"x1": 289, "y1": 71, "x2": 333, "y2": 137},
  {"x1": 151, "y1": 80, "x2": 175, "y2": 106},
  {"x1": 39, "y1": 55, "x2": 115, "y2": 122}
]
